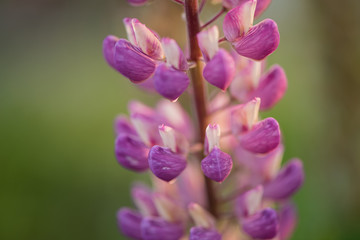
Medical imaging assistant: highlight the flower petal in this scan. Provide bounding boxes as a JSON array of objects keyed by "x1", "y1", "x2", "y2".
[
  {"x1": 132, "y1": 19, "x2": 164, "y2": 59},
  {"x1": 248, "y1": 65, "x2": 287, "y2": 110},
  {"x1": 141, "y1": 217, "x2": 185, "y2": 240},
  {"x1": 117, "y1": 208, "x2": 143, "y2": 240},
  {"x1": 153, "y1": 193, "x2": 187, "y2": 222},
  {"x1": 197, "y1": 26, "x2": 219, "y2": 62},
  {"x1": 123, "y1": 18, "x2": 137, "y2": 46},
  {"x1": 115, "y1": 134, "x2": 149, "y2": 171},
  {"x1": 131, "y1": 183, "x2": 158, "y2": 217},
  {"x1": 205, "y1": 124, "x2": 221, "y2": 155},
  {"x1": 263, "y1": 158, "x2": 304, "y2": 200},
  {"x1": 235, "y1": 185, "x2": 263, "y2": 218},
  {"x1": 242, "y1": 208, "x2": 279, "y2": 239},
  {"x1": 223, "y1": 0, "x2": 257, "y2": 42},
  {"x1": 232, "y1": 18, "x2": 280, "y2": 60},
  {"x1": 114, "y1": 39, "x2": 156, "y2": 83},
  {"x1": 153, "y1": 64, "x2": 190, "y2": 101},
  {"x1": 203, "y1": 49, "x2": 236, "y2": 91},
  {"x1": 201, "y1": 147, "x2": 233, "y2": 182},
  {"x1": 189, "y1": 227, "x2": 222, "y2": 240},
  {"x1": 240, "y1": 117, "x2": 280, "y2": 154},
  {"x1": 162, "y1": 38, "x2": 188, "y2": 70},
  {"x1": 148, "y1": 145, "x2": 187, "y2": 182},
  {"x1": 103, "y1": 35, "x2": 119, "y2": 69}
]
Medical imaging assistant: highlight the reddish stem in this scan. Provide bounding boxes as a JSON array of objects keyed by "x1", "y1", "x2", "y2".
[
  {"x1": 201, "y1": 7, "x2": 226, "y2": 29},
  {"x1": 184, "y1": 0, "x2": 218, "y2": 217}
]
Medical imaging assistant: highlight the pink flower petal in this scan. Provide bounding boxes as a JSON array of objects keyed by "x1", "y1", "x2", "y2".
[{"x1": 232, "y1": 18, "x2": 280, "y2": 60}]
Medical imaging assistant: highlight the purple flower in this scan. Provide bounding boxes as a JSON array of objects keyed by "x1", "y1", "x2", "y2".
[
  {"x1": 148, "y1": 145, "x2": 187, "y2": 182},
  {"x1": 115, "y1": 134, "x2": 149, "y2": 171},
  {"x1": 141, "y1": 217, "x2": 184, "y2": 240},
  {"x1": 279, "y1": 203, "x2": 297, "y2": 240},
  {"x1": 230, "y1": 58, "x2": 288, "y2": 110},
  {"x1": 117, "y1": 208, "x2": 143, "y2": 240},
  {"x1": 223, "y1": 0, "x2": 280, "y2": 60},
  {"x1": 242, "y1": 208, "x2": 279, "y2": 239},
  {"x1": 235, "y1": 185, "x2": 263, "y2": 218},
  {"x1": 131, "y1": 183, "x2": 158, "y2": 216},
  {"x1": 128, "y1": 0, "x2": 149, "y2": 7},
  {"x1": 263, "y1": 158, "x2": 304, "y2": 200},
  {"x1": 153, "y1": 63, "x2": 190, "y2": 101},
  {"x1": 197, "y1": 26, "x2": 236, "y2": 90}
]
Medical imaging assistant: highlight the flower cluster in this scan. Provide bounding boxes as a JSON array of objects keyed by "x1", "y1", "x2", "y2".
[{"x1": 103, "y1": 0, "x2": 304, "y2": 239}]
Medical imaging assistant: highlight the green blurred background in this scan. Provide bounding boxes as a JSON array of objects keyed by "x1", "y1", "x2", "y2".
[{"x1": 1, "y1": 0, "x2": 360, "y2": 239}]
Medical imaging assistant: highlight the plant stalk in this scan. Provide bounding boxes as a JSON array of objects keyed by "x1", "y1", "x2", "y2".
[{"x1": 184, "y1": 0, "x2": 218, "y2": 218}]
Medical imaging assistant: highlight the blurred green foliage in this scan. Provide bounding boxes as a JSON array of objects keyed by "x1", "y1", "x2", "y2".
[{"x1": 0, "y1": 0, "x2": 359, "y2": 239}]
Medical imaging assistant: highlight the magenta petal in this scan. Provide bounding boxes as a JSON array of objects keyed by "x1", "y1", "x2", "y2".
[
  {"x1": 153, "y1": 64, "x2": 190, "y2": 101},
  {"x1": 131, "y1": 183, "x2": 158, "y2": 217},
  {"x1": 279, "y1": 203, "x2": 297, "y2": 240},
  {"x1": 242, "y1": 208, "x2": 279, "y2": 239},
  {"x1": 248, "y1": 65, "x2": 287, "y2": 110},
  {"x1": 115, "y1": 134, "x2": 149, "y2": 171},
  {"x1": 240, "y1": 117, "x2": 280, "y2": 154},
  {"x1": 117, "y1": 208, "x2": 143, "y2": 240},
  {"x1": 128, "y1": 0, "x2": 148, "y2": 6},
  {"x1": 203, "y1": 49, "x2": 236, "y2": 91},
  {"x1": 103, "y1": 35, "x2": 119, "y2": 69},
  {"x1": 233, "y1": 19, "x2": 280, "y2": 60},
  {"x1": 189, "y1": 227, "x2": 222, "y2": 240},
  {"x1": 114, "y1": 39, "x2": 156, "y2": 83},
  {"x1": 141, "y1": 217, "x2": 184, "y2": 240},
  {"x1": 148, "y1": 145, "x2": 187, "y2": 182},
  {"x1": 263, "y1": 159, "x2": 304, "y2": 200},
  {"x1": 201, "y1": 147, "x2": 233, "y2": 182}
]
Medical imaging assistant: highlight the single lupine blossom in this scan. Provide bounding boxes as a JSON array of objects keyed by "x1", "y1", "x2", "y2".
[{"x1": 103, "y1": 0, "x2": 304, "y2": 239}]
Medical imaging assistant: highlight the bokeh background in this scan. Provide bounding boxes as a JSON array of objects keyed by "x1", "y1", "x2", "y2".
[{"x1": 1, "y1": 0, "x2": 360, "y2": 239}]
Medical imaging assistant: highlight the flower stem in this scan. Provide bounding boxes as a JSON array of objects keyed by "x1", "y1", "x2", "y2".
[
  {"x1": 184, "y1": 0, "x2": 218, "y2": 218},
  {"x1": 201, "y1": 7, "x2": 226, "y2": 30}
]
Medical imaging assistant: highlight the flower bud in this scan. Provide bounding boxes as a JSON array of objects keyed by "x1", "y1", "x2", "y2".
[
  {"x1": 201, "y1": 147, "x2": 233, "y2": 182},
  {"x1": 148, "y1": 145, "x2": 187, "y2": 182},
  {"x1": 203, "y1": 49, "x2": 236, "y2": 91},
  {"x1": 132, "y1": 19, "x2": 164, "y2": 59},
  {"x1": 153, "y1": 64, "x2": 190, "y2": 101},
  {"x1": 235, "y1": 185, "x2": 263, "y2": 218},
  {"x1": 189, "y1": 227, "x2": 222, "y2": 240},
  {"x1": 232, "y1": 19, "x2": 280, "y2": 60},
  {"x1": 114, "y1": 39, "x2": 156, "y2": 82},
  {"x1": 223, "y1": 0, "x2": 256, "y2": 41},
  {"x1": 240, "y1": 117, "x2": 280, "y2": 154},
  {"x1": 263, "y1": 158, "x2": 304, "y2": 200},
  {"x1": 141, "y1": 217, "x2": 184, "y2": 240},
  {"x1": 242, "y1": 208, "x2": 279, "y2": 239},
  {"x1": 115, "y1": 134, "x2": 149, "y2": 171},
  {"x1": 117, "y1": 208, "x2": 143, "y2": 240},
  {"x1": 205, "y1": 124, "x2": 221, "y2": 155}
]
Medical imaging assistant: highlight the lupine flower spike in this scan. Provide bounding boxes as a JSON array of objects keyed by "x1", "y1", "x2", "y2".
[{"x1": 104, "y1": 0, "x2": 304, "y2": 239}]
